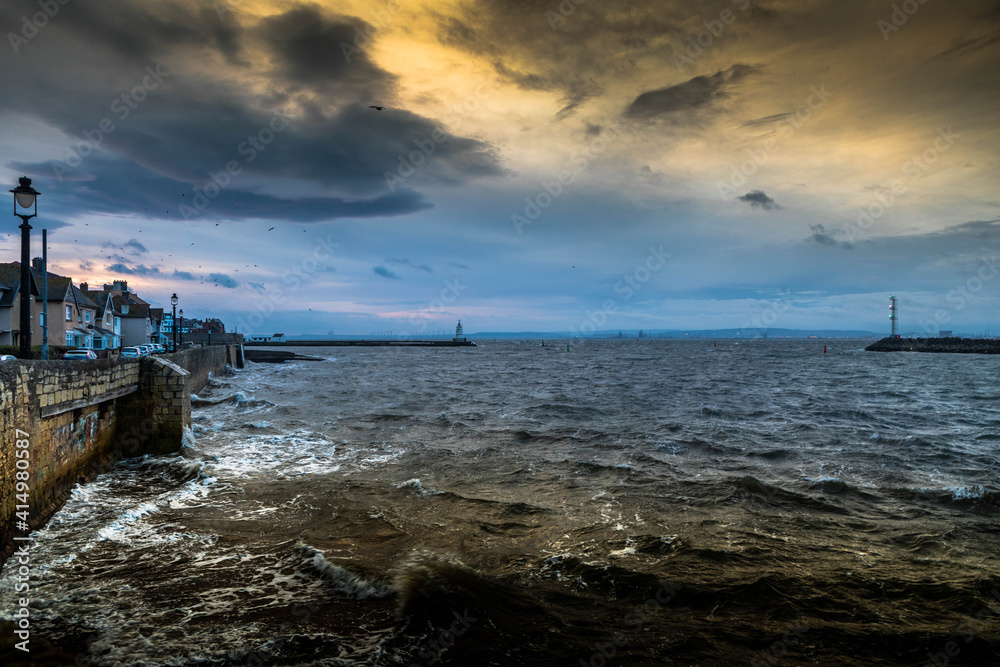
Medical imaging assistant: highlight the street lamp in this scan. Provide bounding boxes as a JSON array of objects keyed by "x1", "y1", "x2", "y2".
[
  {"x1": 10, "y1": 177, "x2": 40, "y2": 359},
  {"x1": 170, "y1": 293, "x2": 178, "y2": 351},
  {"x1": 178, "y1": 308, "x2": 183, "y2": 348}
]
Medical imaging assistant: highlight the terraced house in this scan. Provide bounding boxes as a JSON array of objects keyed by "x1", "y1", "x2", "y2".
[
  {"x1": 81, "y1": 280, "x2": 153, "y2": 348},
  {"x1": 0, "y1": 260, "x2": 104, "y2": 350}
]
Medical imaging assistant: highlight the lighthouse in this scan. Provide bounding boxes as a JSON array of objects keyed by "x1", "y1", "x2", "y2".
[
  {"x1": 454, "y1": 320, "x2": 466, "y2": 342},
  {"x1": 889, "y1": 295, "x2": 898, "y2": 337}
]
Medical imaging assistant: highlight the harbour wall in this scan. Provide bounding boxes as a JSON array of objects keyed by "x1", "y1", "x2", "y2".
[
  {"x1": 0, "y1": 345, "x2": 242, "y2": 564},
  {"x1": 244, "y1": 339, "x2": 475, "y2": 346},
  {"x1": 866, "y1": 337, "x2": 1000, "y2": 354}
]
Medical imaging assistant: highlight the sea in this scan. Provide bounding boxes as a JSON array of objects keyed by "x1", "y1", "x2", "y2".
[{"x1": 2, "y1": 339, "x2": 999, "y2": 666}]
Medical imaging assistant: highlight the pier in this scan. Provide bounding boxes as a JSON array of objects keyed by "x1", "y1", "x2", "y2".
[
  {"x1": 243, "y1": 339, "x2": 476, "y2": 347},
  {"x1": 243, "y1": 321, "x2": 476, "y2": 349}
]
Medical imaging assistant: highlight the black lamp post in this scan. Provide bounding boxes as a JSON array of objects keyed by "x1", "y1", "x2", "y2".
[
  {"x1": 11, "y1": 177, "x2": 40, "y2": 359},
  {"x1": 170, "y1": 293, "x2": 178, "y2": 351},
  {"x1": 178, "y1": 309, "x2": 183, "y2": 348}
]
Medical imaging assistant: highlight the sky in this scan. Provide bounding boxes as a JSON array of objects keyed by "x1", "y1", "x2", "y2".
[{"x1": 0, "y1": 0, "x2": 998, "y2": 336}]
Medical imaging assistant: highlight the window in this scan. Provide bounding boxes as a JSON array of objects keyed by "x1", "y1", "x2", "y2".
[
  {"x1": 65, "y1": 331, "x2": 73, "y2": 345},
  {"x1": 65, "y1": 305, "x2": 72, "y2": 321},
  {"x1": 85, "y1": 312, "x2": 91, "y2": 323}
]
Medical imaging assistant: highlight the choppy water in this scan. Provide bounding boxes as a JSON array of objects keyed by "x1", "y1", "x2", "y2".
[{"x1": 3, "y1": 339, "x2": 1000, "y2": 666}]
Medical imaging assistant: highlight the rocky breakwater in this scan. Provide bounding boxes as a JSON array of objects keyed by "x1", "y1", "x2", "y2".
[{"x1": 866, "y1": 336, "x2": 1000, "y2": 354}]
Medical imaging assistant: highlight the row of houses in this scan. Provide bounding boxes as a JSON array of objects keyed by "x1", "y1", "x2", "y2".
[{"x1": 0, "y1": 260, "x2": 224, "y2": 352}]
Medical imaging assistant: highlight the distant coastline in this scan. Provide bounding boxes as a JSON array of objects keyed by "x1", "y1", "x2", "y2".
[{"x1": 866, "y1": 337, "x2": 1000, "y2": 354}]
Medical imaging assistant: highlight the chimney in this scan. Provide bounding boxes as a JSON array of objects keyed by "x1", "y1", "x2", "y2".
[
  {"x1": 80, "y1": 282, "x2": 88, "y2": 291},
  {"x1": 113, "y1": 280, "x2": 127, "y2": 291},
  {"x1": 32, "y1": 257, "x2": 43, "y2": 270}
]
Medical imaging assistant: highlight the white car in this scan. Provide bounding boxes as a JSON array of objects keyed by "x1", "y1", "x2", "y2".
[
  {"x1": 62, "y1": 349, "x2": 98, "y2": 360},
  {"x1": 0, "y1": 354, "x2": 17, "y2": 361},
  {"x1": 120, "y1": 347, "x2": 141, "y2": 358}
]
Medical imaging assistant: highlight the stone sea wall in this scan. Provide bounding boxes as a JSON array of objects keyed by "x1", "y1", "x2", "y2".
[{"x1": 0, "y1": 345, "x2": 242, "y2": 565}]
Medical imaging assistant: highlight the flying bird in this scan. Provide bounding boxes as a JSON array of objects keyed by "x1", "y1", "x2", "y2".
[
  {"x1": 267, "y1": 227, "x2": 275, "y2": 231},
  {"x1": 369, "y1": 105, "x2": 386, "y2": 111}
]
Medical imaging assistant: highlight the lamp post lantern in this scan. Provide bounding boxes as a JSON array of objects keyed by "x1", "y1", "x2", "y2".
[
  {"x1": 11, "y1": 177, "x2": 40, "y2": 359},
  {"x1": 170, "y1": 293, "x2": 178, "y2": 351}
]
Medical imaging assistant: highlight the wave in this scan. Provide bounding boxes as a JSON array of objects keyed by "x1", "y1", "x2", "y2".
[
  {"x1": 896, "y1": 485, "x2": 1000, "y2": 509},
  {"x1": 295, "y1": 543, "x2": 393, "y2": 599},
  {"x1": 396, "y1": 478, "x2": 442, "y2": 497},
  {"x1": 190, "y1": 392, "x2": 273, "y2": 410},
  {"x1": 387, "y1": 552, "x2": 593, "y2": 665},
  {"x1": 727, "y1": 475, "x2": 853, "y2": 514}
]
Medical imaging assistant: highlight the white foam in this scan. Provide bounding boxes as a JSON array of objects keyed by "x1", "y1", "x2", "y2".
[
  {"x1": 396, "y1": 478, "x2": 441, "y2": 497},
  {"x1": 296, "y1": 543, "x2": 393, "y2": 599}
]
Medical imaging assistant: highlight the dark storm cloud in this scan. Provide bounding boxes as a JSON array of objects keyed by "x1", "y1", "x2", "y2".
[
  {"x1": 258, "y1": 5, "x2": 396, "y2": 96},
  {"x1": 102, "y1": 239, "x2": 149, "y2": 256},
  {"x1": 106, "y1": 262, "x2": 162, "y2": 276},
  {"x1": 0, "y1": 1, "x2": 502, "y2": 222},
  {"x1": 373, "y1": 266, "x2": 400, "y2": 279},
  {"x1": 386, "y1": 258, "x2": 432, "y2": 273},
  {"x1": 438, "y1": 0, "x2": 685, "y2": 113},
  {"x1": 13, "y1": 155, "x2": 433, "y2": 223},
  {"x1": 124, "y1": 239, "x2": 148, "y2": 254},
  {"x1": 809, "y1": 224, "x2": 852, "y2": 249},
  {"x1": 625, "y1": 65, "x2": 757, "y2": 119},
  {"x1": 208, "y1": 273, "x2": 238, "y2": 288},
  {"x1": 737, "y1": 189, "x2": 779, "y2": 210},
  {"x1": 1, "y1": 0, "x2": 244, "y2": 63}
]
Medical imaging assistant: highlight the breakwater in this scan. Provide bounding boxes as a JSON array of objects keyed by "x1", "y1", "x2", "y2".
[
  {"x1": 0, "y1": 345, "x2": 242, "y2": 566},
  {"x1": 866, "y1": 336, "x2": 1000, "y2": 354},
  {"x1": 243, "y1": 349, "x2": 323, "y2": 363},
  {"x1": 244, "y1": 339, "x2": 476, "y2": 347}
]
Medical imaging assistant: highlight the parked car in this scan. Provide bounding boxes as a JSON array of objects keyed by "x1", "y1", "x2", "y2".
[
  {"x1": 62, "y1": 349, "x2": 98, "y2": 360},
  {"x1": 0, "y1": 354, "x2": 17, "y2": 361},
  {"x1": 120, "y1": 347, "x2": 141, "y2": 358},
  {"x1": 153, "y1": 344, "x2": 166, "y2": 353}
]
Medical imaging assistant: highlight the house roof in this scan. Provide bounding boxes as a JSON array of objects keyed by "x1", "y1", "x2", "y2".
[
  {"x1": 0, "y1": 263, "x2": 29, "y2": 306},
  {"x1": 112, "y1": 294, "x2": 150, "y2": 318},
  {"x1": 0, "y1": 263, "x2": 98, "y2": 310},
  {"x1": 29, "y1": 267, "x2": 72, "y2": 303},
  {"x1": 80, "y1": 290, "x2": 117, "y2": 317},
  {"x1": 65, "y1": 282, "x2": 99, "y2": 310}
]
